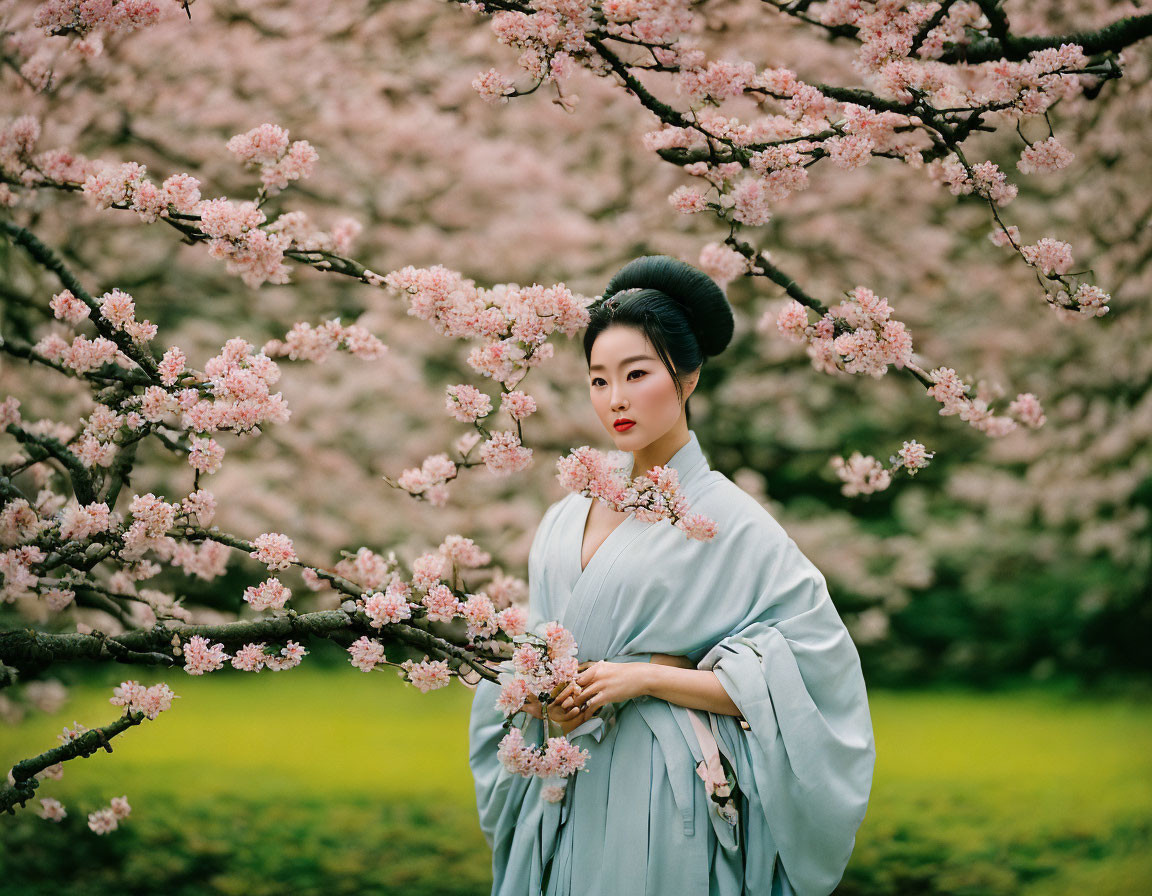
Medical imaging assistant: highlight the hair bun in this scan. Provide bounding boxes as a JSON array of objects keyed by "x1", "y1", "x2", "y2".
[{"x1": 602, "y1": 255, "x2": 734, "y2": 357}]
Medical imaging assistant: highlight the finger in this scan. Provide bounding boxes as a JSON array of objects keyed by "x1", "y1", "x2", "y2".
[
  {"x1": 574, "y1": 681, "x2": 601, "y2": 708},
  {"x1": 548, "y1": 705, "x2": 574, "y2": 722},
  {"x1": 586, "y1": 693, "x2": 604, "y2": 714},
  {"x1": 576, "y1": 660, "x2": 601, "y2": 684}
]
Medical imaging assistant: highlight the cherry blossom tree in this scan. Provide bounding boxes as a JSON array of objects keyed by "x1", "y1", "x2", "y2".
[{"x1": 2, "y1": 0, "x2": 1150, "y2": 833}]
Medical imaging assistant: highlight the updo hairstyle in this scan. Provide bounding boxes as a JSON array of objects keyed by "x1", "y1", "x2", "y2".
[{"x1": 583, "y1": 255, "x2": 734, "y2": 426}]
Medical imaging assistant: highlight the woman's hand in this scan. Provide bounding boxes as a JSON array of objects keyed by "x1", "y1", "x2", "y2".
[
  {"x1": 562, "y1": 660, "x2": 649, "y2": 716},
  {"x1": 521, "y1": 690, "x2": 596, "y2": 735}
]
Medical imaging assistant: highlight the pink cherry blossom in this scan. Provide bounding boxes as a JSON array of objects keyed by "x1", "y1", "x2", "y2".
[
  {"x1": 1018, "y1": 136, "x2": 1074, "y2": 174},
  {"x1": 38, "y1": 797, "x2": 66, "y2": 821},
  {"x1": 422, "y1": 583, "x2": 461, "y2": 623},
  {"x1": 697, "y1": 243, "x2": 746, "y2": 285},
  {"x1": 156, "y1": 346, "x2": 186, "y2": 386},
  {"x1": 399, "y1": 656, "x2": 452, "y2": 692},
  {"x1": 500, "y1": 390, "x2": 537, "y2": 421},
  {"x1": 364, "y1": 587, "x2": 413, "y2": 628},
  {"x1": 182, "y1": 634, "x2": 229, "y2": 675},
  {"x1": 831, "y1": 452, "x2": 892, "y2": 497},
  {"x1": 1021, "y1": 238, "x2": 1073, "y2": 276},
  {"x1": 0, "y1": 396, "x2": 20, "y2": 427},
  {"x1": 1008, "y1": 393, "x2": 1046, "y2": 427},
  {"x1": 50, "y1": 289, "x2": 90, "y2": 324},
  {"x1": 88, "y1": 807, "x2": 119, "y2": 834},
  {"x1": 497, "y1": 676, "x2": 532, "y2": 716},
  {"x1": 473, "y1": 67, "x2": 516, "y2": 104},
  {"x1": 180, "y1": 488, "x2": 216, "y2": 527},
  {"x1": 226, "y1": 123, "x2": 290, "y2": 166},
  {"x1": 42, "y1": 587, "x2": 75, "y2": 611},
  {"x1": 264, "y1": 640, "x2": 307, "y2": 671},
  {"x1": 409, "y1": 551, "x2": 448, "y2": 591},
  {"x1": 128, "y1": 492, "x2": 176, "y2": 538},
  {"x1": 231, "y1": 643, "x2": 271, "y2": 672},
  {"x1": 479, "y1": 430, "x2": 533, "y2": 475},
  {"x1": 669, "y1": 185, "x2": 709, "y2": 214},
  {"x1": 243, "y1": 576, "x2": 292, "y2": 611},
  {"x1": 109, "y1": 680, "x2": 176, "y2": 719},
  {"x1": 249, "y1": 532, "x2": 298, "y2": 571},
  {"x1": 497, "y1": 604, "x2": 529, "y2": 636},
  {"x1": 445, "y1": 383, "x2": 493, "y2": 422},
  {"x1": 348, "y1": 636, "x2": 386, "y2": 672},
  {"x1": 439, "y1": 534, "x2": 492, "y2": 568},
  {"x1": 188, "y1": 436, "x2": 224, "y2": 474},
  {"x1": 893, "y1": 440, "x2": 934, "y2": 475}
]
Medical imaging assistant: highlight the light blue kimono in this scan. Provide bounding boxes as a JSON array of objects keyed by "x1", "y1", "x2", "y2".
[{"x1": 468, "y1": 430, "x2": 875, "y2": 896}]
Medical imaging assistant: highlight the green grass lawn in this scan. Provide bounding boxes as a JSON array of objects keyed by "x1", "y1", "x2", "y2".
[{"x1": 2, "y1": 660, "x2": 1150, "y2": 895}]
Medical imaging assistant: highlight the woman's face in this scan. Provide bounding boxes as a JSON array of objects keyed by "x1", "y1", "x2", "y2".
[{"x1": 588, "y1": 325, "x2": 694, "y2": 449}]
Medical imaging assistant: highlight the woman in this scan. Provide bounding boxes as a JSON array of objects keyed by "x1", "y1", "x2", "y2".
[{"x1": 469, "y1": 256, "x2": 875, "y2": 896}]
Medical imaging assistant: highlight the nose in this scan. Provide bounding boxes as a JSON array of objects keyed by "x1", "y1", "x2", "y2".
[{"x1": 611, "y1": 388, "x2": 628, "y2": 413}]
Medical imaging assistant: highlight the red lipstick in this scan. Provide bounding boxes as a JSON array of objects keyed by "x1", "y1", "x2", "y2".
[{"x1": 614, "y1": 418, "x2": 635, "y2": 432}]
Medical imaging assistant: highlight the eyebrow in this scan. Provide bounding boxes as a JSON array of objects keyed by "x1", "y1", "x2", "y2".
[{"x1": 588, "y1": 354, "x2": 656, "y2": 371}]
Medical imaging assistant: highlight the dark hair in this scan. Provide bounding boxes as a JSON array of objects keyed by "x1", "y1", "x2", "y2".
[{"x1": 583, "y1": 255, "x2": 734, "y2": 426}]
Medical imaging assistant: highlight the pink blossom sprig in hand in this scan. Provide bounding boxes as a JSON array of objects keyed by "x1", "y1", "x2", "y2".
[
  {"x1": 493, "y1": 621, "x2": 588, "y2": 803},
  {"x1": 556, "y1": 446, "x2": 718, "y2": 541}
]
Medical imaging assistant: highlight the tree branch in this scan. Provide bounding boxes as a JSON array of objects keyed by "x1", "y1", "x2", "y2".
[
  {"x1": 0, "y1": 221, "x2": 160, "y2": 380},
  {"x1": 1, "y1": 708, "x2": 148, "y2": 814},
  {"x1": 941, "y1": 11, "x2": 1152, "y2": 64}
]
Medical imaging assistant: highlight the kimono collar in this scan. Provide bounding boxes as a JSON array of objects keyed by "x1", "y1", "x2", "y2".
[{"x1": 626, "y1": 429, "x2": 710, "y2": 484}]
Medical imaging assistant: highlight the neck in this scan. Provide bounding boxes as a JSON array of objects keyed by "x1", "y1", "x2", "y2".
[{"x1": 630, "y1": 423, "x2": 691, "y2": 479}]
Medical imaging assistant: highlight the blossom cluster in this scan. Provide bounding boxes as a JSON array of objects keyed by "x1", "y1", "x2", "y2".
[
  {"x1": 343, "y1": 534, "x2": 530, "y2": 677},
  {"x1": 262, "y1": 317, "x2": 387, "y2": 364},
  {"x1": 556, "y1": 446, "x2": 718, "y2": 541},
  {"x1": 930, "y1": 157, "x2": 1018, "y2": 206},
  {"x1": 988, "y1": 228, "x2": 1111, "y2": 318},
  {"x1": 498, "y1": 724, "x2": 588, "y2": 781},
  {"x1": 394, "y1": 452, "x2": 459, "y2": 507},
  {"x1": 225, "y1": 123, "x2": 318, "y2": 196},
  {"x1": 470, "y1": 0, "x2": 694, "y2": 107},
  {"x1": 2, "y1": 117, "x2": 342, "y2": 290},
  {"x1": 382, "y1": 265, "x2": 590, "y2": 386},
  {"x1": 1, "y1": 484, "x2": 232, "y2": 606},
  {"x1": 769, "y1": 286, "x2": 914, "y2": 379},
  {"x1": 830, "y1": 438, "x2": 936, "y2": 498},
  {"x1": 181, "y1": 633, "x2": 308, "y2": 674},
  {"x1": 460, "y1": 3, "x2": 1103, "y2": 309},
  {"x1": 109, "y1": 679, "x2": 177, "y2": 720},
  {"x1": 831, "y1": 452, "x2": 893, "y2": 498},
  {"x1": 32, "y1": 0, "x2": 169, "y2": 41},
  {"x1": 925, "y1": 368, "x2": 1046, "y2": 437},
  {"x1": 488, "y1": 620, "x2": 589, "y2": 800},
  {"x1": 132, "y1": 337, "x2": 290, "y2": 458},
  {"x1": 398, "y1": 656, "x2": 453, "y2": 692},
  {"x1": 86, "y1": 795, "x2": 132, "y2": 835}
]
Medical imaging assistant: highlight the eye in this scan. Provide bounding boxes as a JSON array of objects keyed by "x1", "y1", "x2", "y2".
[{"x1": 628, "y1": 369, "x2": 645, "y2": 380}]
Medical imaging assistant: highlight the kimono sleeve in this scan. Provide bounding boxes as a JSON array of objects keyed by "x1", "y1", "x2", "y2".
[
  {"x1": 467, "y1": 497, "x2": 561, "y2": 850},
  {"x1": 698, "y1": 536, "x2": 875, "y2": 896},
  {"x1": 468, "y1": 675, "x2": 532, "y2": 850}
]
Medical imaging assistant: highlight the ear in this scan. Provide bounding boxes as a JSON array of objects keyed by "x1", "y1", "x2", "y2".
[{"x1": 682, "y1": 368, "x2": 701, "y2": 402}]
